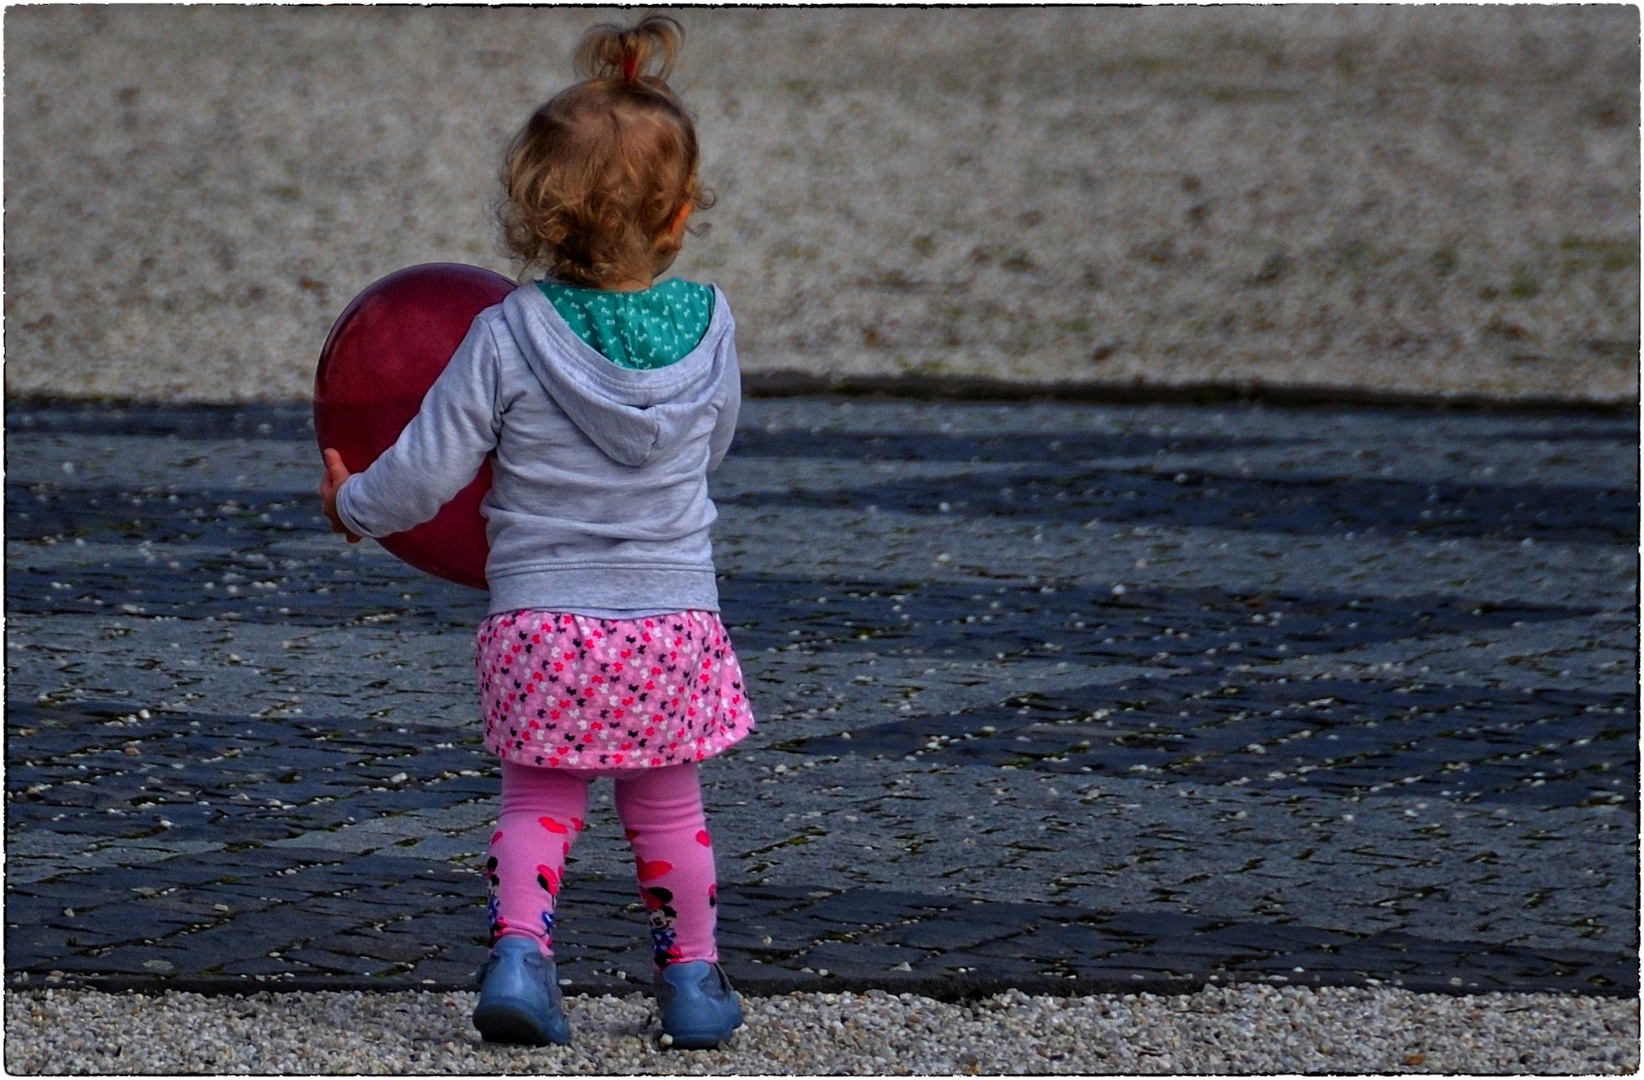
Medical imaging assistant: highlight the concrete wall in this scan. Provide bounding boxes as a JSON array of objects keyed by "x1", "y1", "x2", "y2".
[{"x1": 4, "y1": 6, "x2": 1636, "y2": 403}]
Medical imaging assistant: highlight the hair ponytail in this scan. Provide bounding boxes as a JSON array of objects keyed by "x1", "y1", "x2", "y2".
[{"x1": 574, "y1": 14, "x2": 683, "y2": 86}]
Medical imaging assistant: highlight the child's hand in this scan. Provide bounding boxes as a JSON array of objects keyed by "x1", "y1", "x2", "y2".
[{"x1": 319, "y1": 449, "x2": 362, "y2": 544}]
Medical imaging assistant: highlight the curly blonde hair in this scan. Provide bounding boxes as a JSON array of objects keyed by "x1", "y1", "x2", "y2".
[{"x1": 498, "y1": 15, "x2": 714, "y2": 289}]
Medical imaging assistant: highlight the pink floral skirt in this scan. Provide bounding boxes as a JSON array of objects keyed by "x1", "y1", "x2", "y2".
[{"x1": 475, "y1": 609, "x2": 756, "y2": 770}]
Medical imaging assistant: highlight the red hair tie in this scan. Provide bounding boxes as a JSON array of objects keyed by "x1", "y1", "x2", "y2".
[{"x1": 621, "y1": 54, "x2": 637, "y2": 81}]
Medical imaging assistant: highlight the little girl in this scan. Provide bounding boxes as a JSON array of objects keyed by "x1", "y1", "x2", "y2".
[{"x1": 320, "y1": 16, "x2": 751, "y2": 1050}]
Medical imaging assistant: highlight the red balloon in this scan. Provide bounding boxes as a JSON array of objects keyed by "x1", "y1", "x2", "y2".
[{"x1": 314, "y1": 263, "x2": 514, "y2": 590}]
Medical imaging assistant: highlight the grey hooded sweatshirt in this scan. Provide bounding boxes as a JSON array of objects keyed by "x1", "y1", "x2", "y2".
[{"x1": 334, "y1": 282, "x2": 740, "y2": 617}]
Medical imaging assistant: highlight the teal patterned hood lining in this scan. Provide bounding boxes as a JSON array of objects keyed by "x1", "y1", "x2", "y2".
[{"x1": 537, "y1": 278, "x2": 715, "y2": 371}]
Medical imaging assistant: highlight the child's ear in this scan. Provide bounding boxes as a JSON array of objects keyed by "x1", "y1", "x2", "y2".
[
  {"x1": 668, "y1": 202, "x2": 693, "y2": 239},
  {"x1": 654, "y1": 203, "x2": 694, "y2": 261}
]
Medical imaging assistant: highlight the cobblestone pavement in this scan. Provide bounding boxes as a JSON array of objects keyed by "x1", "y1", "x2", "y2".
[{"x1": 5, "y1": 397, "x2": 1637, "y2": 999}]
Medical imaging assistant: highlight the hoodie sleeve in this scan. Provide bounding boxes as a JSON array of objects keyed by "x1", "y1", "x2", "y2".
[
  {"x1": 707, "y1": 311, "x2": 741, "y2": 473},
  {"x1": 334, "y1": 315, "x2": 502, "y2": 539}
]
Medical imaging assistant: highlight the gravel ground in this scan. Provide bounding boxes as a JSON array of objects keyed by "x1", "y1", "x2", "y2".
[
  {"x1": 6, "y1": 984, "x2": 1638, "y2": 1075},
  {"x1": 3, "y1": 6, "x2": 1637, "y2": 404}
]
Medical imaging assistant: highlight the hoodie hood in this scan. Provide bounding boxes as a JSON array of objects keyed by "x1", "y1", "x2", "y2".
[{"x1": 500, "y1": 283, "x2": 735, "y2": 468}]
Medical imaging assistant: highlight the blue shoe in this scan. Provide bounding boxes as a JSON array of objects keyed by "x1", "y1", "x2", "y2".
[
  {"x1": 656, "y1": 961, "x2": 743, "y2": 1049},
  {"x1": 472, "y1": 937, "x2": 571, "y2": 1046}
]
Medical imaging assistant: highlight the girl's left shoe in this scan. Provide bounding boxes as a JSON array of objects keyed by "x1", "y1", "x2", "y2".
[
  {"x1": 473, "y1": 937, "x2": 572, "y2": 1046},
  {"x1": 656, "y1": 960, "x2": 743, "y2": 1049}
]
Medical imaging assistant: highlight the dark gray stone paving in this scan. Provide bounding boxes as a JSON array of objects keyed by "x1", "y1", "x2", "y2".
[{"x1": 5, "y1": 398, "x2": 1637, "y2": 998}]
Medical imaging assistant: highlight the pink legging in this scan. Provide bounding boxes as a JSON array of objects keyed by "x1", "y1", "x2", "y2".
[{"x1": 486, "y1": 760, "x2": 720, "y2": 968}]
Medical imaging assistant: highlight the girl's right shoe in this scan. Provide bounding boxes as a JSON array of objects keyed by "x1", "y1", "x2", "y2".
[
  {"x1": 473, "y1": 936, "x2": 572, "y2": 1046},
  {"x1": 656, "y1": 961, "x2": 743, "y2": 1049}
]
